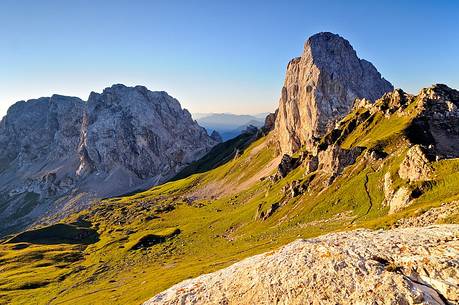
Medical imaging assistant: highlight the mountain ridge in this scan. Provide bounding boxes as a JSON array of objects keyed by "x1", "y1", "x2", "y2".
[
  {"x1": 0, "y1": 33, "x2": 458, "y2": 305},
  {"x1": 1, "y1": 82, "x2": 457, "y2": 304},
  {"x1": 273, "y1": 32, "x2": 393, "y2": 154},
  {"x1": 0, "y1": 84, "x2": 217, "y2": 236}
]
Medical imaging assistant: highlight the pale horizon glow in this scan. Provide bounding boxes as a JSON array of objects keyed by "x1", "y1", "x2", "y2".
[{"x1": 1, "y1": 0, "x2": 458, "y2": 117}]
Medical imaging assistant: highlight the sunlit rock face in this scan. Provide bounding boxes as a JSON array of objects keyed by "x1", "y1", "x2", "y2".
[
  {"x1": 145, "y1": 225, "x2": 459, "y2": 305},
  {"x1": 274, "y1": 32, "x2": 393, "y2": 154}
]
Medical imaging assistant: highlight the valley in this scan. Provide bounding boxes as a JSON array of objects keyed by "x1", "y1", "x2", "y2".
[{"x1": 0, "y1": 32, "x2": 458, "y2": 305}]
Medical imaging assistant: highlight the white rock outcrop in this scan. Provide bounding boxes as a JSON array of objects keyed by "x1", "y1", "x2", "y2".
[{"x1": 145, "y1": 225, "x2": 459, "y2": 305}]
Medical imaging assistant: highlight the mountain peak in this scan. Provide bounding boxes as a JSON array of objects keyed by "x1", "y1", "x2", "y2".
[
  {"x1": 0, "y1": 85, "x2": 218, "y2": 236},
  {"x1": 305, "y1": 32, "x2": 352, "y2": 49},
  {"x1": 273, "y1": 32, "x2": 393, "y2": 154}
]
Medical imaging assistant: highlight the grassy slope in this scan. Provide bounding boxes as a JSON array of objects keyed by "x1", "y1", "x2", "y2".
[{"x1": 1, "y1": 97, "x2": 459, "y2": 304}]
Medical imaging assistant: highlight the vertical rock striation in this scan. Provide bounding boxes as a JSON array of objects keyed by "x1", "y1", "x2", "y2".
[
  {"x1": 78, "y1": 85, "x2": 215, "y2": 182},
  {"x1": 0, "y1": 84, "x2": 217, "y2": 236},
  {"x1": 273, "y1": 32, "x2": 393, "y2": 154}
]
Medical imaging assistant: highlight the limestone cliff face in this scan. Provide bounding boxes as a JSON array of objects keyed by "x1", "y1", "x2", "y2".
[
  {"x1": 0, "y1": 85, "x2": 217, "y2": 236},
  {"x1": 78, "y1": 85, "x2": 215, "y2": 181},
  {"x1": 0, "y1": 95, "x2": 84, "y2": 167},
  {"x1": 274, "y1": 32, "x2": 393, "y2": 154}
]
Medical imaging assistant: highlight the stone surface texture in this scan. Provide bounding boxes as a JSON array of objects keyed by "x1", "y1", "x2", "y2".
[
  {"x1": 0, "y1": 84, "x2": 217, "y2": 236},
  {"x1": 273, "y1": 32, "x2": 393, "y2": 154},
  {"x1": 398, "y1": 145, "x2": 433, "y2": 182},
  {"x1": 145, "y1": 225, "x2": 459, "y2": 305},
  {"x1": 412, "y1": 84, "x2": 459, "y2": 158}
]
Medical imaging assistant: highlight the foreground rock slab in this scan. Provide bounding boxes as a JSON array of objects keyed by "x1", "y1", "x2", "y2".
[{"x1": 145, "y1": 225, "x2": 459, "y2": 305}]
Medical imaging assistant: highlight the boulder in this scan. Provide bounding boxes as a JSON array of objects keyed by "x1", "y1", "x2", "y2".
[{"x1": 277, "y1": 154, "x2": 301, "y2": 178}]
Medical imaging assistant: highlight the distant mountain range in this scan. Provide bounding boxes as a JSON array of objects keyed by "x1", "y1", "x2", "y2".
[{"x1": 193, "y1": 112, "x2": 269, "y2": 140}]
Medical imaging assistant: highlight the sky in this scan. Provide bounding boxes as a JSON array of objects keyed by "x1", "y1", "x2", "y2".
[{"x1": 0, "y1": 0, "x2": 458, "y2": 117}]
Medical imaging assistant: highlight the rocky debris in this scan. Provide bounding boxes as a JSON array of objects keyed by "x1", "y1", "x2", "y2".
[
  {"x1": 406, "y1": 84, "x2": 459, "y2": 158},
  {"x1": 383, "y1": 172, "x2": 395, "y2": 202},
  {"x1": 281, "y1": 179, "x2": 308, "y2": 198},
  {"x1": 145, "y1": 225, "x2": 459, "y2": 305},
  {"x1": 271, "y1": 145, "x2": 361, "y2": 191},
  {"x1": 0, "y1": 84, "x2": 217, "y2": 236},
  {"x1": 317, "y1": 144, "x2": 363, "y2": 180},
  {"x1": 263, "y1": 202, "x2": 280, "y2": 220},
  {"x1": 399, "y1": 145, "x2": 434, "y2": 182},
  {"x1": 273, "y1": 32, "x2": 393, "y2": 154},
  {"x1": 395, "y1": 201, "x2": 459, "y2": 228},
  {"x1": 209, "y1": 130, "x2": 223, "y2": 143},
  {"x1": 254, "y1": 204, "x2": 263, "y2": 220},
  {"x1": 365, "y1": 147, "x2": 388, "y2": 161}
]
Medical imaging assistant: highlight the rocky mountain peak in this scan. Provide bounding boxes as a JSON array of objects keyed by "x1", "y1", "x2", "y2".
[
  {"x1": 417, "y1": 84, "x2": 459, "y2": 116},
  {"x1": 79, "y1": 85, "x2": 215, "y2": 179},
  {"x1": 409, "y1": 84, "x2": 459, "y2": 158},
  {"x1": 273, "y1": 32, "x2": 393, "y2": 154},
  {"x1": 0, "y1": 84, "x2": 217, "y2": 236}
]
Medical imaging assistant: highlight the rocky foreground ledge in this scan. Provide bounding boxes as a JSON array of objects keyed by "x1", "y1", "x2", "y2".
[{"x1": 145, "y1": 225, "x2": 459, "y2": 305}]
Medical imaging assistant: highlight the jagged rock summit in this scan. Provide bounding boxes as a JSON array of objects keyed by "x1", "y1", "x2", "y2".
[
  {"x1": 145, "y1": 225, "x2": 459, "y2": 305},
  {"x1": 273, "y1": 32, "x2": 393, "y2": 154},
  {"x1": 0, "y1": 84, "x2": 217, "y2": 236}
]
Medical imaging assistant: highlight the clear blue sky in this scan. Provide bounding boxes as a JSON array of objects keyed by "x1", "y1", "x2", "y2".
[{"x1": 1, "y1": 0, "x2": 458, "y2": 116}]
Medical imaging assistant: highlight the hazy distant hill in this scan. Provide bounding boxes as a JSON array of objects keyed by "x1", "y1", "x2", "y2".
[{"x1": 193, "y1": 113, "x2": 268, "y2": 140}]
